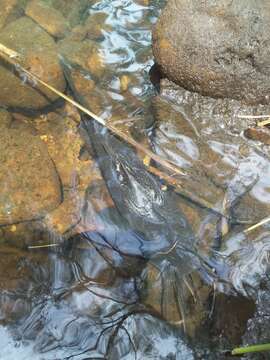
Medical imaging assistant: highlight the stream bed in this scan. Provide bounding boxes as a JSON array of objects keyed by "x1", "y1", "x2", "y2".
[{"x1": 1, "y1": 0, "x2": 270, "y2": 359}]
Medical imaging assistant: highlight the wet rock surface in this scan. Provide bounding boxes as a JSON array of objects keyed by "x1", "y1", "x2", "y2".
[
  {"x1": 0, "y1": 109, "x2": 62, "y2": 226},
  {"x1": 0, "y1": 17, "x2": 66, "y2": 110},
  {"x1": 0, "y1": 0, "x2": 18, "y2": 30},
  {"x1": 143, "y1": 263, "x2": 211, "y2": 335},
  {"x1": 4, "y1": 105, "x2": 112, "y2": 243},
  {"x1": 32, "y1": 108, "x2": 100, "y2": 191},
  {"x1": 153, "y1": 0, "x2": 270, "y2": 104},
  {"x1": 0, "y1": 220, "x2": 58, "y2": 248},
  {"x1": 50, "y1": 0, "x2": 89, "y2": 27},
  {"x1": 245, "y1": 126, "x2": 270, "y2": 145},
  {"x1": 0, "y1": 245, "x2": 50, "y2": 324},
  {"x1": 59, "y1": 37, "x2": 105, "y2": 79},
  {"x1": 210, "y1": 294, "x2": 255, "y2": 347},
  {"x1": 152, "y1": 79, "x2": 270, "y2": 227},
  {"x1": 150, "y1": 78, "x2": 270, "y2": 309},
  {"x1": 33, "y1": 107, "x2": 111, "y2": 237}
]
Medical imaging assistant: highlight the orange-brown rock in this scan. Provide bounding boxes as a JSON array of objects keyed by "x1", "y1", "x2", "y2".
[
  {"x1": 0, "y1": 109, "x2": 62, "y2": 226},
  {"x1": 83, "y1": 12, "x2": 111, "y2": 41},
  {"x1": 244, "y1": 126, "x2": 270, "y2": 145},
  {"x1": 26, "y1": 0, "x2": 70, "y2": 39},
  {"x1": 0, "y1": 17, "x2": 66, "y2": 109},
  {"x1": 59, "y1": 38, "x2": 105, "y2": 78},
  {"x1": 0, "y1": 0, "x2": 18, "y2": 30},
  {"x1": 33, "y1": 108, "x2": 113, "y2": 237}
]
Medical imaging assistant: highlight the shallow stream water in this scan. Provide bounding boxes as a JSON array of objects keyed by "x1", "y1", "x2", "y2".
[{"x1": 1, "y1": 0, "x2": 270, "y2": 359}]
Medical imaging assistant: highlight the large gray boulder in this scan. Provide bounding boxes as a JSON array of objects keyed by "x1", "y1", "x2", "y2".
[{"x1": 153, "y1": 0, "x2": 270, "y2": 105}]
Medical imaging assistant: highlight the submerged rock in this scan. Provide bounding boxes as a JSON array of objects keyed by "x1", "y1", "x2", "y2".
[
  {"x1": 0, "y1": 245, "x2": 50, "y2": 323},
  {"x1": 32, "y1": 108, "x2": 99, "y2": 190},
  {"x1": 0, "y1": 109, "x2": 62, "y2": 226},
  {"x1": 243, "y1": 278, "x2": 270, "y2": 359},
  {"x1": 26, "y1": 0, "x2": 70, "y2": 39},
  {"x1": 154, "y1": 79, "x2": 270, "y2": 213},
  {"x1": 50, "y1": 0, "x2": 90, "y2": 27},
  {"x1": 59, "y1": 37, "x2": 105, "y2": 79},
  {"x1": 152, "y1": 95, "x2": 225, "y2": 206},
  {"x1": 151, "y1": 78, "x2": 270, "y2": 296},
  {"x1": 82, "y1": 12, "x2": 112, "y2": 41},
  {"x1": 0, "y1": 220, "x2": 58, "y2": 248},
  {"x1": 210, "y1": 293, "x2": 255, "y2": 348},
  {"x1": 153, "y1": 0, "x2": 270, "y2": 104},
  {"x1": 32, "y1": 107, "x2": 110, "y2": 236},
  {"x1": 244, "y1": 126, "x2": 270, "y2": 145},
  {"x1": 142, "y1": 263, "x2": 210, "y2": 336},
  {"x1": 0, "y1": 17, "x2": 66, "y2": 110},
  {"x1": 0, "y1": 0, "x2": 18, "y2": 30},
  {"x1": 4, "y1": 105, "x2": 113, "y2": 243}
]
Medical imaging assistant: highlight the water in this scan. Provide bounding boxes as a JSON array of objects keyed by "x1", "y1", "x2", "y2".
[{"x1": 1, "y1": 0, "x2": 270, "y2": 359}]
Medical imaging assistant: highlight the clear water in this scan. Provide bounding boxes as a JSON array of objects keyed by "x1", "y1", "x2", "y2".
[{"x1": 1, "y1": 0, "x2": 270, "y2": 359}]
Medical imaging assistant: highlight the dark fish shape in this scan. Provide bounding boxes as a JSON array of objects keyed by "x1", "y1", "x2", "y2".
[
  {"x1": 82, "y1": 121, "x2": 196, "y2": 258},
  {"x1": 61, "y1": 59, "x2": 216, "y2": 282}
]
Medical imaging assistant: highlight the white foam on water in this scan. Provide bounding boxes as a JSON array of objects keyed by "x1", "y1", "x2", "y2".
[
  {"x1": 0, "y1": 326, "x2": 100, "y2": 360},
  {"x1": 0, "y1": 326, "x2": 42, "y2": 360}
]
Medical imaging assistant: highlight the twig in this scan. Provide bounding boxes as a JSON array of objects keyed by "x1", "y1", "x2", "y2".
[
  {"x1": 0, "y1": 43, "x2": 20, "y2": 59},
  {"x1": 0, "y1": 43, "x2": 224, "y2": 215},
  {"x1": 237, "y1": 114, "x2": 270, "y2": 127},
  {"x1": 237, "y1": 115, "x2": 270, "y2": 119},
  {"x1": 244, "y1": 215, "x2": 270, "y2": 234},
  {"x1": 0, "y1": 43, "x2": 185, "y2": 177},
  {"x1": 28, "y1": 243, "x2": 59, "y2": 249}
]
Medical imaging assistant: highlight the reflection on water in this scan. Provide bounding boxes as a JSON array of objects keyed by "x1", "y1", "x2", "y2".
[
  {"x1": 1, "y1": 0, "x2": 270, "y2": 359},
  {"x1": 1, "y1": 242, "x2": 195, "y2": 359}
]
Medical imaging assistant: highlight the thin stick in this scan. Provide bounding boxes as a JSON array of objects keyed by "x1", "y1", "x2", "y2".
[
  {"x1": 0, "y1": 44, "x2": 185, "y2": 177},
  {"x1": 28, "y1": 243, "x2": 59, "y2": 249},
  {"x1": 238, "y1": 114, "x2": 270, "y2": 127},
  {"x1": 237, "y1": 115, "x2": 270, "y2": 119},
  {"x1": 0, "y1": 44, "x2": 225, "y2": 215},
  {"x1": 147, "y1": 165, "x2": 180, "y2": 187},
  {"x1": 0, "y1": 43, "x2": 20, "y2": 59},
  {"x1": 244, "y1": 215, "x2": 270, "y2": 234}
]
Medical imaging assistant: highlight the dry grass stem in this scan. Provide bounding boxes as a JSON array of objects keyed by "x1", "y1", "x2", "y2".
[
  {"x1": 0, "y1": 43, "x2": 186, "y2": 177},
  {"x1": 0, "y1": 43, "x2": 20, "y2": 59},
  {"x1": 237, "y1": 114, "x2": 270, "y2": 119},
  {"x1": 0, "y1": 43, "x2": 225, "y2": 215},
  {"x1": 28, "y1": 243, "x2": 59, "y2": 249},
  {"x1": 244, "y1": 215, "x2": 270, "y2": 234}
]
